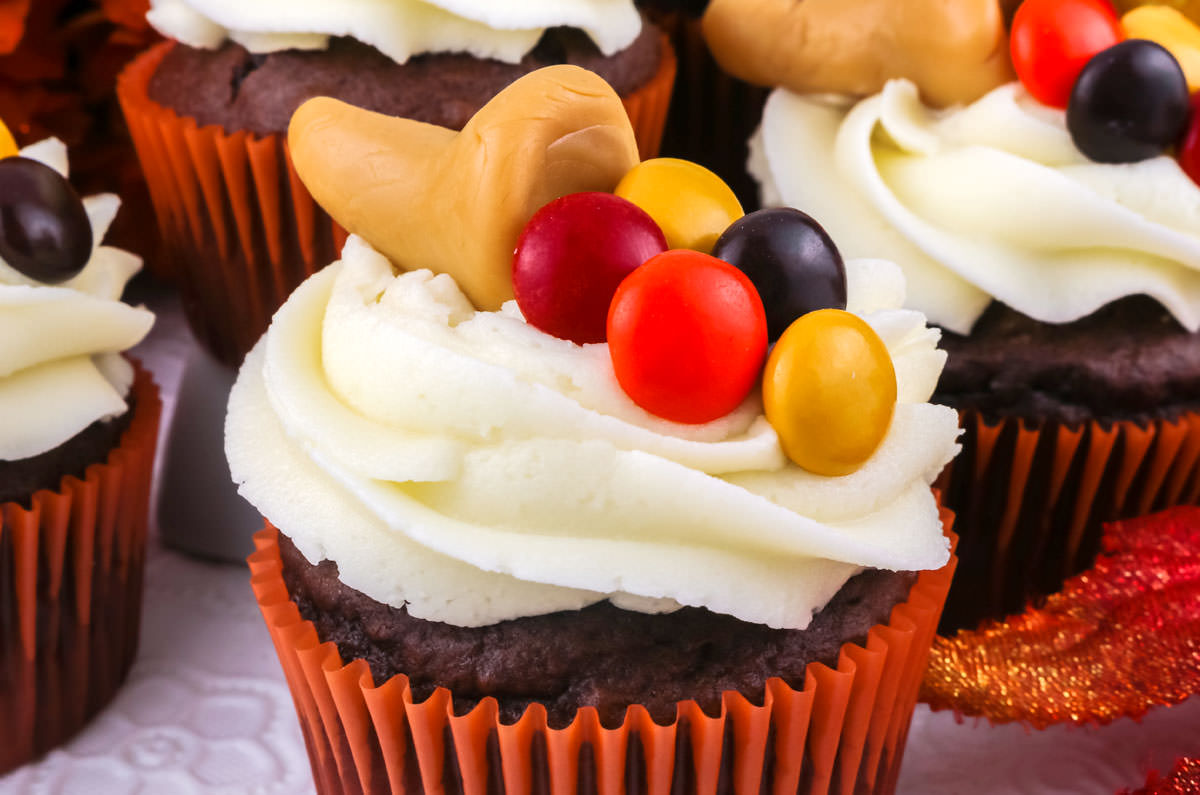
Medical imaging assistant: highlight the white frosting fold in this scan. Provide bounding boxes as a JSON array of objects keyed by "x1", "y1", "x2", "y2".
[
  {"x1": 227, "y1": 236, "x2": 959, "y2": 629},
  {"x1": 146, "y1": 0, "x2": 643, "y2": 64},
  {"x1": 750, "y1": 80, "x2": 1200, "y2": 334}
]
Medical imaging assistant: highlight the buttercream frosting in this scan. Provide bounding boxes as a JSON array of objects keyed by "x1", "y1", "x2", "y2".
[
  {"x1": 0, "y1": 140, "x2": 154, "y2": 462},
  {"x1": 226, "y1": 235, "x2": 959, "y2": 629},
  {"x1": 146, "y1": 0, "x2": 643, "y2": 64},
  {"x1": 749, "y1": 80, "x2": 1200, "y2": 334}
]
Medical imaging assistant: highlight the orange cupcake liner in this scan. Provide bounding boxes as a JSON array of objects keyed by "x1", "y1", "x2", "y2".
[
  {"x1": 116, "y1": 38, "x2": 676, "y2": 366},
  {"x1": 0, "y1": 363, "x2": 161, "y2": 775},
  {"x1": 935, "y1": 408, "x2": 1200, "y2": 632},
  {"x1": 249, "y1": 502, "x2": 957, "y2": 795}
]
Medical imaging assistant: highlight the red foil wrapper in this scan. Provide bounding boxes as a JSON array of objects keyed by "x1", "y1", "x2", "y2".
[
  {"x1": 249, "y1": 504, "x2": 957, "y2": 795},
  {"x1": 934, "y1": 409, "x2": 1200, "y2": 632},
  {"x1": 117, "y1": 39, "x2": 676, "y2": 367},
  {"x1": 0, "y1": 364, "x2": 161, "y2": 775},
  {"x1": 1126, "y1": 758, "x2": 1200, "y2": 795}
]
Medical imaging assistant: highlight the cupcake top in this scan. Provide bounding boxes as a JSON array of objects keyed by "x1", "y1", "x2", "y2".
[
  {"x1": 145, "y1": 0, "x2": 644, "y2": 64},
  {"x1": 0, "y1": 137, "x2": 154, "y2": 462},
  {"x1": 226, "y1": 65, "x2": 959, "y2": 631}
]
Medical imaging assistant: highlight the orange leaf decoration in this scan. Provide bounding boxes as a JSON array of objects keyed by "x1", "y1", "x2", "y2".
[
  {"x1": 922, "y1": 507, "x2": 1200, "y2": 727},
  {"x1": 1124, "y1": 758, "x2": 1200, "y2": 795},
  {"x1": 0, "y1": 0, "x2": 31, "y2": 55}
]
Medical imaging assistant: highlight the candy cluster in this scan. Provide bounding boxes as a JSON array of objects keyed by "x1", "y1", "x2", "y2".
[
  {"x1": 511, "y1": 157, "x2": 896, "y2": 477},
  {"x1": 1012, "y1": 0, "x2": 1200, "y2": 176}
]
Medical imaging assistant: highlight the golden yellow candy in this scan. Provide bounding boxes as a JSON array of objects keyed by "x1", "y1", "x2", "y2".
[
  {"x1": 1122, "y1": 5, "x2": 1200, "y2": 91},
  {"x1": 763, "y1": 309, "x2": 896, "y2": 477},
  {"x1": 614, "y1": 158, "x2": 742, "y2": 253},
  {"x1": 0, "y1": 119, "x2": 17, "y2": 160},
  {"x1": 1114, "y1": 0, "x2": 1200, "y2": 26}
]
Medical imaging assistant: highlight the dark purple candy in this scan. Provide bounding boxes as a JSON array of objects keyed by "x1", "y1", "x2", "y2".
[
  {"x1": 0, "y1": 156, "x2": 93, "y2": 283},
  {"x1": 1067, "y1": 39, "x2": 1190, "y2": 164},
  {"x1": 712, "y1": 207, "x2": 846, "y2": 341}
]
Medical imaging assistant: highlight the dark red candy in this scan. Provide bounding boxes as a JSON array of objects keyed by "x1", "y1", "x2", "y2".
[
  {"x1": 0, "y1": 157, "x2": 92, "y2": 283},
  {"x1": 711, "y1": 208, "x2": 846, "y2": 341},
  {"x1": 513, "y1": 192, "x2": 667, "y2": 345},
  {"x1": 1179, "y1": 92, "x2": 1200, "y2": 187},
  {"x1": 1067, "y1": 40, "x2": 1191, "y2": 164}
]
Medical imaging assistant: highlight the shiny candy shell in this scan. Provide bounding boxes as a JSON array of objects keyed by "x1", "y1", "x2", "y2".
[
  {"x1": 0, "y1": 157, "x2": 93, "y2": 283},
  {"x1": 763, "y1": 309, "x2": 896, "y2": 476},
  {"x1": 1122, "y1": 5, "x2": 1200, "y2": 92},
  {"x1": 614, "y1": 158, "x2": 743, "y2": 253},
  {"x1": 0, "y1": 119, "x2": 16, "y2": 160}
]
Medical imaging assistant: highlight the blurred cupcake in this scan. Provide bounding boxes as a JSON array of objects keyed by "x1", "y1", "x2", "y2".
[
  {"x1": 232, "y1": 66, "x2": 960, "y2": 794},
  {"x1": 0, "y1": 134, "x2": 159, "y2": 773},
  {"x1": 747, "y1": 1, "x2": 1200, "y2": 629},
  {"x1": 117, "y1": 0, "x2": 676, "y2": 365}
]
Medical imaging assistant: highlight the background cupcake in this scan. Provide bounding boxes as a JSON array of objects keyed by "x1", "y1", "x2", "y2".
[{"x1": 0, "y1": 134, "x2": 159, "y2": 773}]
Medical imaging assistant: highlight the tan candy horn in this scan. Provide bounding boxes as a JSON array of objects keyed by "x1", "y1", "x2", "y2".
[{"x1": 288, "y1": 65, "x2": 640, "y2": 310}]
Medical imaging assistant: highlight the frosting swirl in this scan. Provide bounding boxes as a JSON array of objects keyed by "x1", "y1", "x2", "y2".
[
  {"x1": 146, "y1": 0, "x2": 643, "y2": 64},
  {"x1": 226, "y1": 236, "x2": 959, "y2": 629},
  {"x1": 749, "y1": 80, "x2": 1200, "y2": 334},
  {"x1": 0, "y1": 140, "x2": 154, "y2": 461}
]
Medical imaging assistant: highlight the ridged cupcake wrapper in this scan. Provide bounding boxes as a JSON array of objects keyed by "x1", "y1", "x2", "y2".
[
  {"x1": 249, "y1": 504, "x2": 956, "y2": 795},
  {"x1": 935, "y1": 408, "x2": 1200, "y2": 633},
  {"x1": 0, "y1": 365, "x2": 161, "y2": 775},
  {"x1": 116, "y1": 39, "x2": 677, "y2": 367}
]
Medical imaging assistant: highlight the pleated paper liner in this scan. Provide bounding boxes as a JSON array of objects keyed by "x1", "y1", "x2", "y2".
[
  {"x1": 116, "y1": 39, "x2": 677, "y2": 367},
  {"x1": 249, "y1": 503, "x2": 957, "y2": 795},
  {"x1": 934, "y1": 408, "x2": 1200, "y2": 633},
  {"x1": 0, "y1": 364, "x2": 160, "y2": 775}
]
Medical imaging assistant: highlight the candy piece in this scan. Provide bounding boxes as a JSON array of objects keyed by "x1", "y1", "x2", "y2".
[
  {"x1": 0, "y1": 119, "x2": 16, "y2": 160},
  {"x1": 702, "y1": 0, "x2": 1014, "y2": 108},
  {"x1": 288, "y1": 65, "x2": 640, "y2": 311},
  {"x1": 1121, "y1": 5, "x2": 1200, "y2": 92},
  {"x1": 763, "y1": 309, "x2": 896, "y2": 476},
  {"x1": 1180, "y1": 93, "x2": 1200, "y2": 187},
  {"x1": 1011, "y1": 0, "x2": 1123, "y2": 109},
  {"x1": 513, "y1": 192, "x2": 667, "y2": 345},
  {"x1": 1068, "y1": 40, "x2": 1190, "y2": 163},
  {"x1": 712, "y1": 208, "x2": 846, "y2": 342},
  {"x1": 608, "y1": 250, "x2": 766, "y2": 424},
  {"x1": 1114, "y1": 0, "x2": 1200, "y2": 24},
  {"x1": 0, "y1": 156, "x2": 92, "y2": 283},
  {"x1": 614, "y1": 158, "x2": 742, "y2": 254}
]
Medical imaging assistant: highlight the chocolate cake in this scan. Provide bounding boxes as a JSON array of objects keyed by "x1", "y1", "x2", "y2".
[{"x1": 278, "y1": 533, "x2": 917, "y2": 728}]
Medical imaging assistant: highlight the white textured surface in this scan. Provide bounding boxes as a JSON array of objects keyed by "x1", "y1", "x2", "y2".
[{"x1": 0, "y1": 284, "x2": 1197, "y2": 794}]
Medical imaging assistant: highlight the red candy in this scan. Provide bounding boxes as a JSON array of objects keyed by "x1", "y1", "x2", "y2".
[
  {"x1": 1011, "y1": 0, "x2": 1123, "y2": 108},
  {"x1": 1179, "y1": 92, "x2": 1200, "y2": 187},
  {"x1": 607, "y1": 250, "x2": 767, "y2": 424},
  {"x1": 514, "y1": 192, "x2": 667, "y2": 345}
]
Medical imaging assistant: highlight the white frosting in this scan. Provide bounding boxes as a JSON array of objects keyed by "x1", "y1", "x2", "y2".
[
  {"x1": 0, "y1": 140, "x2": 154, "y2": 461},
  {"x1": 226, "y1": 235, "x2": 959, "y2": 629},
  {"x1": 750, "y1": 80, "x2": 1200, "y2": 334},
  {"x1": 146, "y1": 0, "x2": 643, "y2": 64}
]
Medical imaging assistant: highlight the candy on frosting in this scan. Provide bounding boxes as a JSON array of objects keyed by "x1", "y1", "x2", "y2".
[
  {"x1": 0, "y1": 139, "x2": 153, "y2": 461},
  {"x1": 749, "y1": 79, "x2": 1200, "y2": 334},
  {"x1": 288, "y1": 66, "x2": 640, "y2": 311},
  {"x1": 702, "y1": 0, "x2": 1015, "y2": 109},
  {"x1": 146, "y1": 0, "x2": 642, "y2": 64},
  {"x1": 226, "y1": 235, "x2": 959, "y2": 629}
]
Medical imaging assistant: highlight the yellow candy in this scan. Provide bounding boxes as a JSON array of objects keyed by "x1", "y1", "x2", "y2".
[
  {"x1": 763, "y1": 309, "x2": 896, "y2": 477},
  {"x1": 1122, "y1": 5, "x2": 1200, "y2": 92},
  {"x1": 1115, "y1": 0, "x2": 1200, "y2": 25},
  {"x1": 615, "y1": 158, "x2": 742, "y2": 253},
  {"x1": 0, "y1": 119, "x2": 17, "y2": 160}
]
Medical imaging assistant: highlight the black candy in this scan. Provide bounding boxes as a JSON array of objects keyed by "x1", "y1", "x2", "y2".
[
  {"x1": 0, "y1": 156, "x2": 93, "y2": 283},
  {"x1": 712, "y1": 207, "x2": 846, "y2": 341},
  {"x1": 1067, "y1": 39, "x2": 1191, "y2": 164}
]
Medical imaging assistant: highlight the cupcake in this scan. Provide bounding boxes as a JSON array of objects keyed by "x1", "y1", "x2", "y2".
[
  {"x1": 746, "y1": 0, "x2": 1200, "y2": 629},
  {"x1": 117, "y1": 0, "x2": 676, "y2": 365},
  {"x1": 0, "y1": 133, "x2": 159, "y2": 773},
  {"x1": 232, "y1": 66, "x2": 960, "y2": 794}
]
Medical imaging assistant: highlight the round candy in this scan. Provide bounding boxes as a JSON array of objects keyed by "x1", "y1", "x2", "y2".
[
  {"x1": 1067, "y1": 39, "x2": 1191, "y2": 163},
  {"x1": 514, "y1": 192, "x2": 667, "y2": 344},
  {"x1": 608, "y1": 249, "x2": 767, "y2": 424},
  {"x1": 1011, "y1": 0, "x2": 1123, "y2": 109},
  {"x1": 0, "y1": 119, "x2": 17, "y2": 160},
  {"x1": 763, "y1": 309, "x2": 896, "y2": 477},
  {"x1": 1121, "y1": 5, "x2": 1200, "y2": 92},
  {"x1": 0, "y1": 157, "x2": 92, "y2": 283},
  {"x1": 1179, "y1": 92, "x2": 1200, "y2": 187},
  {"x1": 711, "y1": 207, "x2": 846, "y2": 342},
  {"x1": 614, "y1": 158, "x2": 742, "y2": 253}
]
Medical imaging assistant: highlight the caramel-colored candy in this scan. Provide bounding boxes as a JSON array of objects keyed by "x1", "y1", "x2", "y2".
[
  {"x1": 702, "y1": 0, "x2": 1015, "y2": 108},
  {"x1": 1114, "y1": 0, "x2": 1200, "y2": 24},
  {"x1": 288, "y1": 66, "x2": 640, "y2": 311},
  {"x1": 1122, "y1": 5, "x2": 1200, "y2": 92}
]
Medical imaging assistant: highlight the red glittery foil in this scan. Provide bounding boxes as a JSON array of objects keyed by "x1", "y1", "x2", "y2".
[
  {"x1": 1124, "y1": 758, "x2": 1200, "y2": 795},
  {"x1": 921, "y1": 507, "x2": 1200, "y2": 727}
]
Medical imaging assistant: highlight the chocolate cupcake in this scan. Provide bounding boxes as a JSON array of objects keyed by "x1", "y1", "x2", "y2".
[{"x1": 0, "y1": 136, "x2": 160, "y2": 773}]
